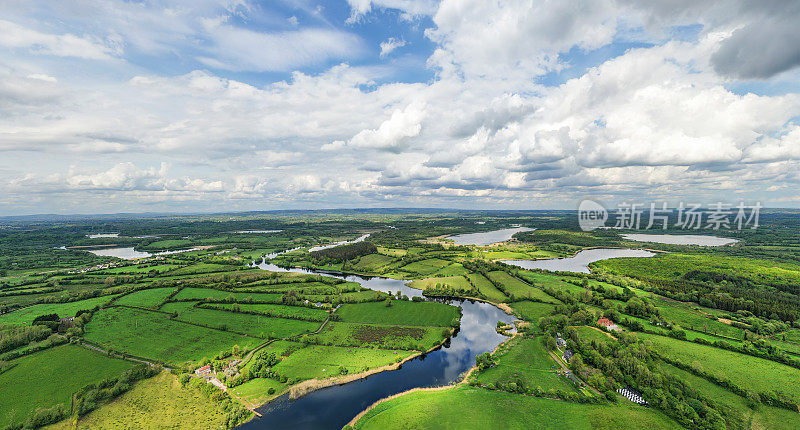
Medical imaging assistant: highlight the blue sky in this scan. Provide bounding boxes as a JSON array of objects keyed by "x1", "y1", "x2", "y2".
[{"x1": 1, "y1": 0, "x2": 800, "y2": 215}]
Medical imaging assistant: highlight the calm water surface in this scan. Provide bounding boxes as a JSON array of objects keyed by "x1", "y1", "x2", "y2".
[
  {"x1": 504, "y1": 248, "x2": 655, "y2": 274},
  {"x1": 87, "y1": 246, "x2": 206, "y2": 260},
  {"x1": 244, "y1": 255, "x2": 515, "y2": 429},
  {"x1": 447, "y1": 227, "x2": 533, "y2": 246},
  {"x1": 622, "y1": 233, "x2": 738, "y2": 246}
]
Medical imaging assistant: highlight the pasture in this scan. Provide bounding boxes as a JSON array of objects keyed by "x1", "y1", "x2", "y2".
[
  {"x1": 638, "y1": 332, "x2": 800, "y2": 403},
  {"x1": 0, "y1": 344, "x2": 133, "y2": 429},
  {"x1": 466, "y1": 273, "x2": 507, "y2": 302},
  {"x1": 201, "y1": 302, "x2": 329, "y2": 322},
  {"x1": 0, "y1": 295, "x2": 119, "y2": 325},
  {"x1": 509, "y1": 301, "x2": 555, "y2": 323},
  {"x1": 656, "y1": 362, "x2": 800, "y2": 430},
  {"x1": 336, "y1": 301, "x2": 459, "y2": 327},
  {"x1": 273, "y1": 344, "x2": 403, "y2": 380},
  {"x1": 304, "y1": 322, "x2": 444, "y2": 351},
  {"x1": 83, "y1": 306, "x2": 261, "y2": 365},
  {"x1": 51, "y1": 372, "x2": 231, "y2": 430},
  {"x1": 352, "y1": 386, "x2": 681, "y2": 430},
  {"x1": 114, "y1": 287, "x2": 177, "y2": 308},
  {"x1": 472, "y1": 336, "x2": 576, "y2": 393},
  {"x1": 171, "y1": 287, "x2": 282, "y2": 302},
  {"x1": 408, "y1": 276, "x2": 472, "y2": 291},
  {"x1": 168, "y1": 306, "x2": 321, "y2": 338}
]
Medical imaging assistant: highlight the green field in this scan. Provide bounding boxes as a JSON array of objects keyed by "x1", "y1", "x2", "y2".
[
  {"x1": 201, "y1": 302, "x2": 329, "y2": 322},
  {"x1": 0, "y1": 344, "x2": 133, "y2": 428},
  {"x1": 594, "y1": 253, "x2": 800, "y2": 286},
  {"x1": 486, "y1": 271, "x2": 534, "y2": 297},
  {"x1": 0, "y1": 295, "x2": 119, "y2": 325},
  {"x1": 83, "y1": 306, "x2": 261, "y2": 365},
  {"x1": 273, "y1": 344, "x2": 403, "y2": 380},
  {"x1": 488, "y1": 271, "x2": 559, "y2": 303},
  {"x1": 638, "y1": 332, "x2": 800, "y2": 403},
  {"x1": 466, "y1": 273, "x2": 507, "y2": 302},
  {"x1": 95, "y1": 264, "x2": 181, "y2": 274},
  {"x1": 48, "y1": 372, "x2": 231, "y2": 430},
  {"x1": 114, "y1": 287, "x2": 177, "y2": 308},
  {"x1": 510, "y1": 301, "x2": 555, "y2": 323},
  {"x1": 171, "y1": 287, "x2": 282, "y2": 302},
  {"x1": 166, "y1": 306, "x2": 321, "y2": 338},
  {"x1": 353, "y1": 385, "x2": 681, "y2": 429},
  {"x1": 656, "y1": 301, "x2": 744, "y2": 340},
  {"x1": 656, "y1": 361, "x2": 800, "y2": 430},
  {"x1": 575, "y1": 326, "x2": 615, "y2": 344},
  {"x1": 408, "y1": 276, "x2": 472, "y2": 291},
  {"x1": 230, "y1": 376, "x2": 288, "y2": 406},
  {"x1": 304, "y1": 321, "x2": 445, "y2": 351},
  {"x1": 351, "y1": 254, "x2": 397, "y2": 271},
  {"x1": 336, "y1": 301, "x2": 459, "y2": 327},
  {"x1": 472, "y1": 336, "x2": 576, "y2": 392}
]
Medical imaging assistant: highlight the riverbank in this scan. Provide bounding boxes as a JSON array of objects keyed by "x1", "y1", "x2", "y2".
[{"x1": 345, "y1": 331, "x2": 520, "y2": 427}]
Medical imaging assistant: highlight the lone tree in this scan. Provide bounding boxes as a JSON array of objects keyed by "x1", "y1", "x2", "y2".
[{"x1": 385, "y1": 297, "x2": 393, "y2": 307}]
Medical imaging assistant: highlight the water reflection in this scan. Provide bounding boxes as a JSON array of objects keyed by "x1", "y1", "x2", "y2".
[
  {"x1": 244, "y1": 258, "x2": 516, "y2": 429},
  {"x1": 447, "y1": 227, "x2": 533, "y2": 246},
  {"x1": 621, "y1": 233, "x2": 738, "y2": 246},
  {"x1": 504, "y1": 248, "x2": 655, "y2": 273}
]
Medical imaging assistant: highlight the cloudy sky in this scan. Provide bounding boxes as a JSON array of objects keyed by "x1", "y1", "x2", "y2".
[{"x1": 2, "y1": 0, "x2": 800, "y2": 215}]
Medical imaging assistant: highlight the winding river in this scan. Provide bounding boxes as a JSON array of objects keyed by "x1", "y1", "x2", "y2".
[
  {"x1": 241, "y1": 252, "x2": 515, "y2": 429},
  {"x1": 243, "y1": 235, "x2": 658, "y2": 428}
]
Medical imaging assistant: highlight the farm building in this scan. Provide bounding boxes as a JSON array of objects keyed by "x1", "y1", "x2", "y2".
[
  {"x1": 597, "y1": 318, "x2": 620, "y2": 331},
  {"x1": 195, "y1": 365, "x2": 212, "y2": 377}
]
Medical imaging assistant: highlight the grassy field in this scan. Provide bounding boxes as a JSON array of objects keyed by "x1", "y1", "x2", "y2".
[
  {"x1": 353, "y1": 385, "x2": 681, "y2": 429},
  {"x1": 114, "y1": 287, "x2": 177, "y2": 308},
  {"x1": 336, "y1": 301, "x2": 459, "y2": 327},
  {"x1": 351, "y1": 254, "x2": 396, "y2": 271},
  {"x1": 47, "y1": 372, "x2": 231, "y2": 430},
  {"x1": 575, "y1": 326, "x2": 615, "y2": 344},
  {"x1": 171, "y1": 287, "x2": 282, "y2": 302},
  {"x1": 656, "y1": 361, "x2": 800, "y2": 430},
  {"x1": 408, "y1": 276, "x2": 472, "y2": 291},
  {"x1": 509, "y1": 301, "x2": 555, "y2": 323},
  {"x1": 638, "y1": 332, "x2": 800, "y2": 403},
  {"x1": 594, "y1": 253, "x2": 800, "y2": 286},
  {"x1": 273, "y1": 344, "x2": 403, "y2": 380},
  {"x1": 230, "y1": 377, "x2": 288, "y2": 406},
  {"x1": 486, "y1": 271, "x2": 533, "y2": 297},
  {"x1": 166, "y1": 306, "x2": 321, "y2": 338},
  {"x1": 83, "y1": 306, "x2": 261, "y2": 365},
  {"x1": 303, "y1": 321, "x2": 445, "y2": 351},
  {"x1": 466, "y1": 273, "x2": 507, "y2": 302},
  {"x1": 201, "y1": 302, "x2": 329, "y2": 322},
  {"x1": 472, "y1": 336, "x2": 576, "y2": 392},
  {"x1": 0, "y1": 344, "x2": 133, "y2": 429},
  {"x1": 95, "y1": 264, "x2": 181, "y2": 274},
  {"x1": 0, "y1": 295, "x2": 119, "y2": 324},
  {"x1": 656, "y1": 301, "x2": 744, "y2": 340}
]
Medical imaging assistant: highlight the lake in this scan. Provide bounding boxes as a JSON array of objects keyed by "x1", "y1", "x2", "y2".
[
  {"x1": 308, "y1": 234, "x2": 370, "y2": 252},
  {"x1": 87, "y1": 246, "x2": 206, "y2": 260},
  {"x1": 87, "y1": 233, "x2": 119, "y2": 238},
  {"x1": 622, "y1": 233, "x2": 738, "y2": 246},
  {"x1": 86, "y1": 247, "x2": 151, "y2": 259},
  {"x1": 447, "y1": 227, "x2": 533, "y2": 246},
  {"x1": 503, "y1": 248, "x2": 655, "y2": 273}
]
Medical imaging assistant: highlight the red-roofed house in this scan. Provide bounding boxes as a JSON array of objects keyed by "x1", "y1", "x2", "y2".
[
  {"x1": 195, "y1": 365, "x2": 212, "y2": 377},
  {"x1": 597, "y1": 318, "x2": 620, "y2": 331}
]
